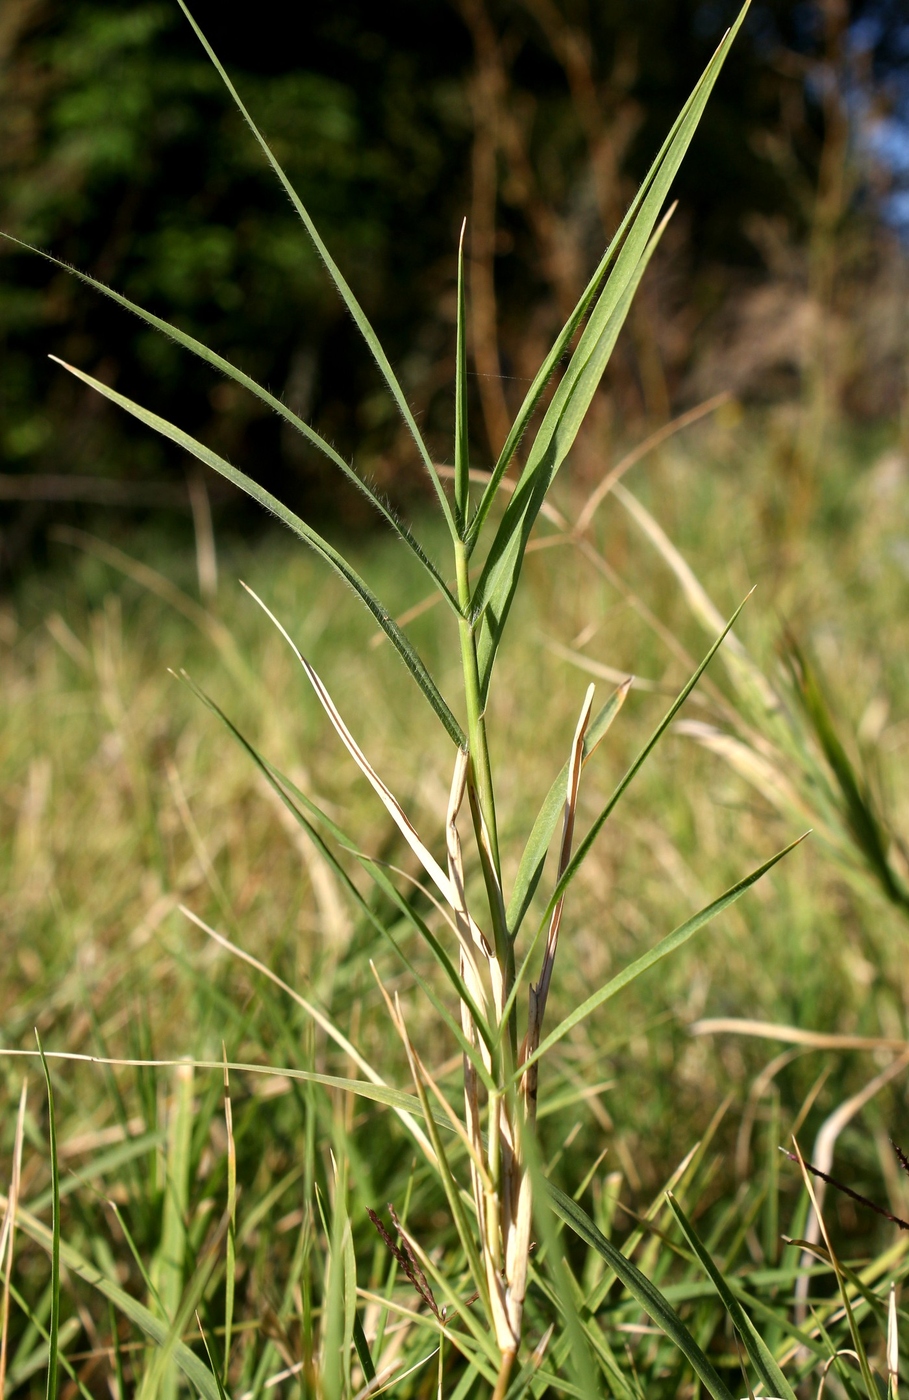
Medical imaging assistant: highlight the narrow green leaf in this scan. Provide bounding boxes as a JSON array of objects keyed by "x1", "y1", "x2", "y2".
[
  {"x1": 666, "y1": 1193, "x2": 797, "y2": 1400},
  {"x1": 506, "y1": 683, "x2": 628, "y2": 936},
  {"x1": 546, "y1": 1183, "x2": 737, "y2": 1400},
  {"x1": 542, "y1": 594, "x2": 751, "y2": 921},
  {"x1": 472, "y1": 229, "x2": 664, "y2": 700},
  {"x1": 4, "y1": 1284, "x2": 94, "y2": 1400},
  {"x1": 520, "y1": 834, "x2": 807, "y2": 1077},
  {"x1": 36, "y1": 1034, "x2": 60, "y2": 1400},
  {"x1": 173, "y1": 0, "x2": 458, "y2": 538},
  {"x1": 52, "y1": 358, "x2": 464, "y2": 746},
  {"x1": 524, "y1": 1130, "x2": 601, "y2": 1400},
  {"x1": 470, "y1": 6, "x2": 748, "y2": 698},
  {"x1": 785, "y1": 637, "x2": 909, "y2": 910},
  {"x1": 150, "y1": 1061, "x2": 194, "y2": 1400},
  {"x1": 3, "y1": 235, "x2": 455, "y2": 609},
  {"x1": 322, "y1": 1155, "x2": 348, "y2": 1400},
  {"x1": 352, "y1": 1312, "x2": 376, "y2": 1386},
  {"x1": 222, "y1": 1059, "x2": 236, "y2": 1388},
  {"x1": 195, "y1": 1319, "x2": 230, "y2": 1400},
  {"x1": 467, "y1": 5, "x2": 748, "y2": 551}
]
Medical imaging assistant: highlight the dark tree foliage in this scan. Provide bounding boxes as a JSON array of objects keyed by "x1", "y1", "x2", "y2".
[{"x1": 0, "y1": 0, "x2": 893, "y2": 567}]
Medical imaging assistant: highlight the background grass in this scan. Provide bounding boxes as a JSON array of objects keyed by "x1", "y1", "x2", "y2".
[{"x1": 3, "y1": 406, "x2": 909, "y2": 1396}]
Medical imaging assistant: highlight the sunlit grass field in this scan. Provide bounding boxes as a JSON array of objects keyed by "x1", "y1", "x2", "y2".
[{"x1": 3, "y1": 410, "x2": 909, "y2": 1398}]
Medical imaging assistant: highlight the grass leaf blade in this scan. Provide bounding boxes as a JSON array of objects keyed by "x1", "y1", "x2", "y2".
[
  {"x1": 173, "y1": 0, "x2": 458, "y2": 537},
  {"x1": 546, "y1": 1183, "x2": 737, "y2": 1400},
  {"x1": 51, "y1": 358, "x2": 464, "y2": 745},
  {"x1": 36, "y1": 1035, "x2": 60, "y2": 1400},
  {"x1": 467, "y1": 5, "x2": 748, "y2": 550},
  {"x1": 665, "y1": 1191, "x2": 797, "y2": 1400},
  {"x1": 522, "y1": 834, "x2": 808, "y2": 1076},
  {"x1": 3, "y1": 235, "x2": 454, "y2": 607}
]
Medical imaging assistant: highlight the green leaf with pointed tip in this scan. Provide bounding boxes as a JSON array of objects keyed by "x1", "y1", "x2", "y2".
[
  {"x1": 472, "y1": 232, "x2": 663, "y2": 700},
  {"x1": 469, "y1": 7, "x2": 748, "y2": 700},
  {"x1": 36, "y1": 1035, "x2": 61, "y2": 1400},
  {"x1": 506, "y1": 683, "x2": 628, "y2": 937},
  {"x1": 174, "y1": 0, "x2": 458, "y2": 539},
  {"x1": 523, "y1": 1129, "x2": 602, "y2": 1400},
  {"x1": 53, "y1": 358, "x2": 464, "y2": 745},
  {"x1": 467, "y1": 5, "x2": 748, "y2": 553},
  {"x1": 540, "y1": 595, "x2": 750, "y2": 924},
  {"x1": 546, "y1": 1183, "x2": 737, "y2": 1400},
  {"x1": 666, "y1": 1192, "x2": 798, "y2": 1400},
  {"x1": 519, "y1": 833, "x2": 806, "y2": 1078},
  {"x1": 785, "y1": 636, "x2": 909, "y2": 910},
  {"x1": 3, "y1": 234, "x2": 456, "y2": 611}
]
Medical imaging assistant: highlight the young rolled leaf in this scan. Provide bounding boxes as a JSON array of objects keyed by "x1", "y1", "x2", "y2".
[
  {"x1": 455, "y1": 219, "x2": 470, "y2": 534},
  {"x1": 546, "y1": 1183, "x2": 737, "y2": 1400},
  {"x1": 51, "y1": 357, "x2": 464, "y2": 746}
]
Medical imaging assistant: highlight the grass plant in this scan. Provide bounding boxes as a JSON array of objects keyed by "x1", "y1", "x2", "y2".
[{"x1": 2, "y1": 4, "x2": 909, "y2": 1399}]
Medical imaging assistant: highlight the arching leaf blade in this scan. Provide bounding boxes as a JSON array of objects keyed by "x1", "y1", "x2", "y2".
[
  {"x1": 1, "y1": 235, "x2": 455, "y2": 610},
  {"x1": 51, "y1": 357, "x2": 464, "y2": 745},
  {"x1": 10, "y1": 1205, "x2": 222, "y2": 1400},
  {"x1": 173, "y1": 0, "x2": 458, "y2": 539},
  {"x1": 546, "y1": 1184, "x2": 737, "y2": 1400},
  {"x1": 177, "y1": 673, "x2": 495, "y2": 1075},
  {"x1": 665, "y1": 1192, "x2": 798, "y2": 1400}
]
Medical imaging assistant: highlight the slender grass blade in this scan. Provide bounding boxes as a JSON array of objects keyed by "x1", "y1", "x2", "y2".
[
  {"x1": 521, "y1": 834, "x2": 807, "y2": 1076},
  {"x1": 11, "y1": 1204, "x2": 220, "y2": 1400},
  {"x1": 35, "y1": 1035, "x2": 60, "y2": 1400},
  {"x1": 4, "y1": 235, "x2": 455, "y2": 607},
  {"x1": 546, "y1": 1183, "x2": 736, "y2": 1400},
  {"x1": 51, "y1": 358, "x2": 464, "y2": 744},
  {"x1": 173, "y1": 0, "x2": 459, "y2": 538},
  {"x1": 666, "y1": 1192, "x2": 797, "y2": 1400},
  {"x1": 467, "y1": 5, "x2": 748, "y2": 550}
]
